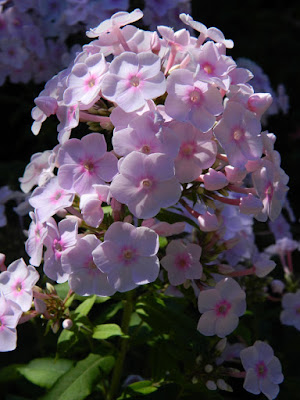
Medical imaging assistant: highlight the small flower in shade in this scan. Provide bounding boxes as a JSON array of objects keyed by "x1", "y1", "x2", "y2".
[
  {"x1": 202, "y1": 168, "x2": 228, "y2": 191},
  {"x1": 101, "y1": 51, "x2": 166, "y2": 113},
  {"x1": 213, "y1": 101, "x2": 262, "y2": 168},
  {"x1": 64, "y1": 53, "x2": 108, "y2": 108},
  {"x1": 161, "y1": 240, "x2": 203, "y2": 286},
  {"x1": 86, "y1": 8, "x2": 143, "y2": 38},
  {"x1": 280, "y1": 290, "x2": 300, "y2": 331},
  {"x1": 29, "y1": 176, "x2": 75, "y2": 223},
  {"x1": 79, "y1": 184, "x2": 110, "y2": 228},
  {"x1": 110, "y1": 151, "x2": 181, "y2": 219},
  {"x1": 168, "y1": 121, "x2": 217, "y2": 183},
  {"x1": 62, "y1": 234, "x2": 116, "y2": 297},
  {"x1": 43, "y1": 217, "x2": 78, "y2": 283},
  {"x1": 25, "y1": 211, "x2": 48, "y2": 267},
  {"x1": 0, "y1": 294, "x2": 22, "y2": 352},
  {"x1": 240, "y1": 341, "x2": 284, "y2": 400},
  {"x1": 0, "y1": 258, "x2": 39, "y2": 312},
  {"x1": 198, "y1": 211, "x2": 219, "y2": 232},
  {"x1": 197, "y1": 277, "x2": 246, "y2": 338},
  {"x1": 57, "y1": 132, "x2": 118, "y2": 196},
  {"x1": 92, "y1": 221, "x2": 159, "y2": 292}
]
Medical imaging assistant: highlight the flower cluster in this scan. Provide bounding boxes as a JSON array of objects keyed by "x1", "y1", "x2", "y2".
[
  {"x1": 1, "y1": 8, "x2": 298, "y2": 400},
  {"x1": 0, "y1": 0, "x2": 191, "y2": 85}
]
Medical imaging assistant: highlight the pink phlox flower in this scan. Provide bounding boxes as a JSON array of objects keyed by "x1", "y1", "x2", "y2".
[
  {"x1": 228, "y1": 67, "x2": 254, "y2": 85},
  {"x1": 252, "y1": 251, "x2": 276, "y2": 278},
  {"x1": 239, "y1": 194, "x2": 264, "y2": 216},
  {"x1": 110, "y1": 100, "x2": 157, "y2": 130},
  {"x1": 202, "y1": 168, "x2": 228, "y2": 191},
  {"x1": 25, "y1": 211, "x2": 48, "y2": 267},
  {"x1": 216, "y1": 341, "x2": 246, "y2": 365},
  {"x1": 161, "y1": 239, "x2": 203, "y2": 286},
  {"x1": 168, "y1": 121, "x2": 217, "y2": 183},
  {"x1": 265, "y1": 237, "x2": 299, "y2": 257},
  {"x1": 213, "y1": 101, "x2": 262, "y2": 168},
  {"x1": 19, "y1": 150, "x2": 53, "y2": 193},
  {"x1": 158, "y1": 25, "x2": 190, "y2": 50},
  {"x1": 0, "y1": 258, "x2": 39, "y2": 312},
  {"x1": 64, "y1": 53, "x2": 108, "y2": 108},
  {"x1": 112, "y1": 111, "x2": 179, "y2": 158},
  {"x1": 240, "y1": 341, "x2": 284, "y2": 399},
  {"x1": 0, "y1": 37, "x2": 29, "y2": 69},
  {"x1": 224, "y1": 165, "x2": 247, "y2": 184},
  {"x1": 34, "y1": 95, "x2": 58, "y2": 117},
  {"x1": 56, "y1": 104, "x2": 80, "y2": 144},
  {"x1": 110, "y1": 151, "x2": 182, "y2": 219},
  {"x1": 280, "y1": 290, "x2": 300, "y2": 331},
  {"x1": 102, "y1": 51, "x2": 166, "y2": 113},
  {"x1": 252, "y1": 159, "x2": 289, "y2": 222},
  {"x1": 179, "y1": 13, "x2": 234, "y2": 49},
  {"x1": 165, "y1": 68, "x2": 223, "y2": 132},
  {"x1": 29, "y1": 176, "x2": 75, "y2": 223},
  {"x1": 197, "y1": 277, "x2": 246, "y2": 338},
  {"x1": 141, "y1": 219, "x2": 185, "y2": 236},
  {"x1": 62, "y1": 234, "x2": 116, "y2": 296},
  {"x1": 198, "y1": 211, "x2": 220, "y2": 232},
  {"x1": 43, "y1": 217, "x2": 78, "y2": 283},
  {"x1": 191, "y1": 41, "x2": 236, "y2": 90},
  {"x1": 92, "y1": 221, "x2": 159, "y2": 292},
  {"x1": 0, "y1": 294, "x2": 22, "y2": 352},
  {"x1": 227, "y1": 84, "x2": 273, "y2": 118},
  {"x1": 57, "y1": 132, "x2": 118, "y2": 196},
  {"x1": 268, "y1": 213, "x2": 292, "y2": 241},
  {"x1": 86, "y1": 8, "x2": 143, "y2": 38},
  {"x1": 79, "y1": 184, "x2": 110, "y2": 228}
]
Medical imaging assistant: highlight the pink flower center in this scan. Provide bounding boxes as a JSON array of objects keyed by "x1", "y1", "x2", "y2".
[
  {"x1": 130, "y1": 76, "x2": 140, "y2": 87},
  {"x1": 141, "y1": 145, "x2": 151, "y2": 154},
  {"x1": 50, "y1": 190, "x2": 64, "y2": 204},
  {"x1": 233, "y1": 128, "x2": 244, "y2": 141},
  {"x1": 119, "y1": 246, "x2": 137, "y2": 265},
  {"x1": 175, "y1": 253, "x2": 192, "y2": 269},
  {"x1": 203, "y1": 63, "x2": 214, "y2": 75},
  {"x1": 255, "y1": 361, "x2": 268, "y2": 379},
  {"x1": 265, "y1": 184, "x2": 273, "y2": 200},
  {"x1": 180, "y1": 142, "x2": 195, "y2": 158},
  {"x1": 53, "y1": 239, "x2": 64, "y2": 259},
  {"x1": 84, "y1": 160, "x2": 94, "y2": 171},
  {"x1": 141, "y1": 178, "x2": 153, "y2": 189},
  {"x1": 189, "y1": 88, "x2": 202, "y2": 105},
  {"x1": 84, "y1": 74, "x2": 97, "y2": 90},
  {"x1": 215, "y1": 299, "x2": 231, "y2": 317}
]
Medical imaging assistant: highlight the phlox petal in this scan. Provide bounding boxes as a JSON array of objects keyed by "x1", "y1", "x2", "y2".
[
  {"x1": 260, "y1": 378, "x2": 279, "y2": 400},
  {"x1": 197, "y1": 310, "x2": 217, "y2": 336},
  {"x1": 215, "y1": 313, "x2": 239, "y2": 338},
  {"x1": 131, "y1": 256, "x2": 159, "y2": 285},
  {"x1": 243, "y1": 369, "x2": 260, "y2": 395}
]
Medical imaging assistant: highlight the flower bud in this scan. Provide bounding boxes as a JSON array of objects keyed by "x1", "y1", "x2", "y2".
[
  {"x1": 62, "y1": 319, "x2": 73, "y2": 330},
  {"x1": 206, "y1": 380, "x2": 217, "y2": 391}
]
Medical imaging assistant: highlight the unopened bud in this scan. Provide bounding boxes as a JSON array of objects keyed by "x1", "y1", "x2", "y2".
[
  {"x1": 206, "y1": 380, "x2": 217, "y2": 391},
  {"x1": 216, "y1": 338, "x2": 227, "y2": 353},
  {"x1": 46, "y1": 282, "x2": 56, "y2": 294},
  {"x1": 62, "y1": 319, "x2": 73, "y2": 330},
  {"x1": 204, "y1": 364, "x2": 213, "y2": 373}
]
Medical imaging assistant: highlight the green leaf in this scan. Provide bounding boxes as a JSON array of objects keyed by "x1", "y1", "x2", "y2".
[
  {"x1": 41, "y1": 353, "x2": 109, "y2": 400},
  {"x1": 57, "y1": 329, "x2": 78, "y2": 354},
  {"x1": 54, "y1": 282, "x2": 70, "y2": 300},
  {"x1": 128, "y1": 380, "x2": 158, "y2": 395},
  {"x1": 17, "y1": 358, "x2": 73, "y2": 389},
  {"x1": 93, "y1": 323, "x2": 123, "y2": 340},
  {"x1": 74, "y1": 295, "x2": 96, "y2": 318}
]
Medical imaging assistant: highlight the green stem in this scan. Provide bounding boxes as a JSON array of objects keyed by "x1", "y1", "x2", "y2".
[{"x1": 108, "y1": 290, "x2": 134, "y2": 400}]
